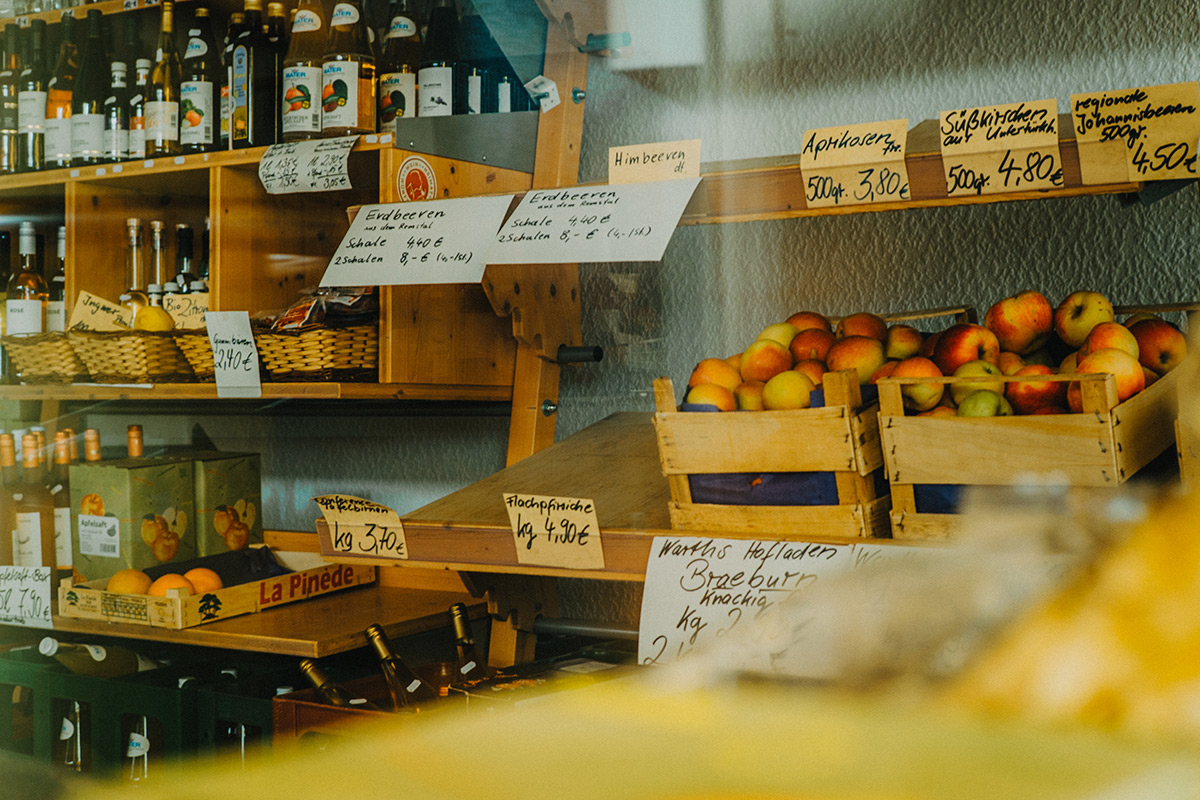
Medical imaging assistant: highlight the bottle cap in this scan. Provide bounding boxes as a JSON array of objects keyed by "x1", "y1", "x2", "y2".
[
  {"x1": 163, "y1": 281, "x2": 180, "y2": 293},
  {"x1": 38, "y1": 637, "x2": 59, "y2": 656},
  {"x1": 189, "y1": 280, "x2": 208, "y2": 292},
  {"x1": 150, "y1": 220, "x2": 165, "y2": 232},
  {"x1": 147, "y1": 283, "x2": 162, "y2": 293},
  {"x1": 126, "y1": 217, "x2": 142, "y2": 228}
]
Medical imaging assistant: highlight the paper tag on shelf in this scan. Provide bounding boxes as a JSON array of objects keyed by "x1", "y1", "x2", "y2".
[
  {"x1": 258, "y1": 135, "x2": 357, "y2": 194},
  {"x1": 68, "y1": 290, "x2": 130, "y2": 332},
  {"x1": 314, "y1": 494, "x2": 407, "y2": 560},
  {"x1": 0, "y1": 566, "x2": 53, "y2": 627},
  {"x1": 162, "y1": 292, "x2": 209, "y2": 330},
  {"x1": 939, "y1": 98, "x2": 1063, "y2": 196},
  {"x1": 799, "y1": 118, "x2": 910, "y2": 208},
  {"x1": 321, "y1": 195, "x2": 512, "y2": 286},
  {"x1": 503, "y1": 493, "x2": 604, "y2": 570},
  {"x1": 205, "y1": 311, "x2": 262, "y2": 398},
  {"x1": 608, "y1": 139, "x2": 702, "y2": 184},
  {"x1": 525, "y1": 75, "x2": 561, "y2": 113},
  {"x1": 1071, "y1": 81, "x2": 1200, "y2": 184},
  {"x1": 488, "y1": 178, "x2": 701, "y2": 265}
]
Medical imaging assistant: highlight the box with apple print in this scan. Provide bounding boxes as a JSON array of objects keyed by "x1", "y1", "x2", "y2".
[{"x1": 191, "y1": 452, "x2": 263, "y2": 557}]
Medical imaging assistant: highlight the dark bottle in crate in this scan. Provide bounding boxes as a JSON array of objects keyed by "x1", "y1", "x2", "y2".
[
  {"x1": 449, "y1": 602, "x2": 489, "y2": 684},
  {"x1": 298, "y1": 657, "x2": 380, "y2": 710},
  {"x1": 51, "y1": 699, "x2": 90, "y2": 773},
  {"x1": 364, "y1": 623, "x2": 436, "y2": 710},
  {"x1": 121, "y1": 713, "x2": 163, "y2": 783},
  {"x1": 38, "y1": 637, "x2": 156, "y2": 678}
]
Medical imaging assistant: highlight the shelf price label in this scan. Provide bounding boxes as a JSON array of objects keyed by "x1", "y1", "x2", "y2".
[
  {"x1": 257, "y1": 135, "x2": 356, "y2": 194},
  {"x1": 205, "y1": 311, "x2": 261, "y2": 399},
  {"x1": 489, "y1": 178, "x2": 700, "y2": 265},
  {"x1": 68, "y1": 290, "x2": 130, "y2": 332},
  {"x1": 0, "y1": 566, "x2": 53, "y2": 628},
  {"x1": 314, "y1": 494, "x2": 408, "y2": 560},
  {"x1": 162, "y1": 292, "x2": 209, "y2": 330},
  {"x1": 608, "y1": 139, "x2": 701, "y2": 184},
  {"x1": 799, "y1": 118, "x2": 910, "y2": 208},
  {"x1": 1071, "y1": 82, "x2": 1200, "y2": 184},
  {"x1": 503, "y1": 493, "x2": 604, "y2": 570},
  {"x1": 321, "y1": 195, "x2": 513, "y2": 287},
  {"x1": 939, "y1": 98, "x2": 1063, "y2": 196}
]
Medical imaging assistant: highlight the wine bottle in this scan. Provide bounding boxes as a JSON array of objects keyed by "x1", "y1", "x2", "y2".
[
  {"x1": 180, "y1": 4, "x2": 221, "y2": 153},
  {"x1": 39, "y1": 637, "x2": 155, "y2": 677},
  {"x1": 280, "y1": 0, "x2": 325, "y2": 141},
  {"x1": 17, "y1": 20, "x2": 47, "y2": 171},
  {"x1": 45, "y1": 225, "x2": 64, "y2": 333},
  {"x1": 198, "y1": 215, "x2": 210, "y2": 280},
  {"x1": 120, "y1": 217, "x2": 148, "y2": 322},
  {"x1": 230, "y1": 0, "x2": 276, "y2": 148},
  {"x1": 103, "y1": 53, "x2": 130, "y2": 163},
  {"x1": 0, "y1": 24, "x2": 20, "y2": 175},
  {"x1": 49, "y1": 430, "x2": 72, "y2": 584},
  {"x1": 13, "y1": 432, "x2": 55, "y2": 570},
  {"x1": 321, "y1": 0, "x2": 376, "y2": 136},
  {"x1": 377, "y1": 0, "x2": 420, "y2": 133},
  {"x1": 173, "y1": 223, "x2": 196, "y2": 289},
  {"x1": 0, "y1": 433, "x2": 16, "y2": 564},
  {"x1": 124, "y1": 14, "x2": 150, "y2": 161},
  {"x1": 51, "y1": 698, "x2": 89, "y2": 773},
  {"x1": 417, "y1": 0, "x2": 459, "y2": 117},
  {"x1": 44, "y1": 13, "x2": 79, "y2": 170},
  {"x1": 365, "y1": 623, "x2": 437, "y2": 710},
  {"x1": 71, "y1": 10, "x2": 108, "y2": 166},
  {"x1": 297, "y1": 658, "x2": 382, "y2": 709},
  {"x1": 448, "y1": 602, "x2": 487, "y2": 682},
  {"x1": 146, "y1": 0, "x2": 182, "y2": 157},
  {"x1": 220, "y1": 11, "x2": 246, "y2": 150},
  {"x1": 265, "y1": 1, "x2": 287, "y2": 137},
  {"x1": 148, "y1": 219, "x2": 169, "y2": 286},
  {"x1": 7, "y1": 221, "x2": 47, "y2": 335}
]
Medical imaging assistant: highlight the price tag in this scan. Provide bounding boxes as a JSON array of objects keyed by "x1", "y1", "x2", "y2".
[
  {"x1": 503, "y1": 493, "x2": 603, "y2": 570},
  {"x1": 0, "y1": 566, "x2": 53, "y2": 628},
  {"x1": 257, "y1": 135, "x2": 357, "y2": 194},
  {"x1": 1071, "y1": 82, "x2": 1200, "y2": 184},
  {"x1": 162, "y1": 292, "x2": 209, "y2": 330},
  {"x1": 204, "y1": 311, "x2": 261, "y2": 399},
  {"x1": 939, "y1": 99, "x2": 1063, "y2": 196},
  {"x1": 488, "y1": 178, "x2": 701, "y2": 265},
  {"x1": 67, "y1": 290, "x2": 130, "y2": 332},
  {"x1": 314, "y1": 494, "x2": 407, "y2": 560},
  {"x1": 321, "y1": 195, "x2": 512, "y2": 287},
  {"x1": 608, "y1": 139, "x2": 701, "y2": 184},
  {"x1": 799, "y1": 118, "x2": 910, "y2": 208}
]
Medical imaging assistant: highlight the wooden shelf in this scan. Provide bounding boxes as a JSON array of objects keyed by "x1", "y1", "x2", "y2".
[{"x1": 0, "y1": 381, "x2": 513, "y2": 403}]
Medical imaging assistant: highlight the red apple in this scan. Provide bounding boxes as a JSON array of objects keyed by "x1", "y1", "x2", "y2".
[
  {"x1": 685, "y1": 383, "x2": 736, "y2": 411},
  {"x1": 789, "y1": 328, "x2": 836, "y2": 363},
  {"x1": 826, "y1": 335, "x2": 886, "y2": 385},
  {"x1": 919, "y1": 330, "x2": 942, "y2": 358},
  {"x1": 1081, "y1": 321, "x2": 1139, "y2": 360},
  {"x1": 870, "y1": 361, "x2": 899, "y2": 384},
  {"x1": 1074, "y1": 347, "x2": 1146, "y2": 405},
  {"x1": 688, "y1": 357, "x2": 742, "y2": 392},
  {"x1": 1005, "y1": 364, "x2": 1068, "y2": 415},
  {"x1": 734, "y1": 381, "x2": 765, "y2": 410},
  {"x1": 950, "y1": 360, "x2": 1005, "y2": 405},
  {"x1": 836, "y1": 312, "x2": 888, "y2": 341},
  {"x1": 785, "y1": 311, "x2": 832, "y2": 334},
  {"x1": 1054, "y1": 290, "x2": 1115, "y2": 347},
  {"x1": 997, "y1": 351, "x2": 1026, "y2": 375},
  {"x1": 891, "y1": 356, "x2": 944, "y2": 412},
  {"x1": 884, "y1": 325, "x2": 924, "y2": 360},
  {"x1": 918, "y1": 406, "x2": 957, "y2": 418},
  {"x1": 739, "y1": 339, "x2": 792, "y2": 382},
  {"x1": 793, "y1": 359, "x2": 826, "y2": 387},
  {"x1": 757, "y1": 322, "x2": 799, "y2": 349},
  {"x1": 1128, "y1": 317, "x2": 1186, "y2": 375},
  {"x1": 1123, "y1": 312, "x2": 1158, "y2": 328},
  {"x1": 932, "y1": 323, "x2": 1000, "y2": 376},
  {"x1": 984, "y1": 290, "x2": 1053, "y2": 355}
]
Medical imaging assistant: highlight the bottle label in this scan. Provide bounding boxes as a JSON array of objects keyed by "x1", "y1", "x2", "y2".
[
  {"x1": 71, "y1": 113, "x2": 104, "y2": 160},
  {"x1": 78, "y1": 514, "x2": 120, "y2": 558},
  {"x1": 45, "y1": 116, "x2": 72, "y2": 163},
  {"x1": 378, "y1": 71, "x2": 415, "y2": 132},
  {"x1": 126, "y1": 731, "x2": 150, "y2": 758},
  {"x1": 185, "y1": 36, "x2": 208, "y2": 59},
  {"x1": 467, "y1": 73, "x2": 482, "y2": 115},
  {"x1": 13, "y1": 512, "x2": 43, "y2": 567},
  {"x1": 105, "y1": 108, "x2": 130, "y2": 162},
  {"x1": 17, "y1": 89, "x2": 47, "y2": 132},
  {"x1": 291, "y1": 8, "x2": 321, "y2": 32},
  {"x1": 46, "y1": 300, "x2": 65, "y2": 333},
  {"x1": 220, "y1": 84, "x2": 229, "y2": 141},
  {"x1": 231, "y1": 45, "x2": 249, "y2": 141},
  {"x1": 84, "y1": 644, "x2": 106, "y2": 661},
  {"x1": 46, "y1": 88, "x2": 71, "y2": 120},
  {"x1": 387, "y1": 15, "x2": 416, "y2": 37},
  {"x1": 144, "y1": 101, "x2": 179, "y2": 144},
  {"x1": 417, "y1": 66, "x2": 453, "y2": 117},
  {"x1": 5, "y1": 299, "x2": 42, "y2": 334},
  {"x1": 282, "y1": 65, "x2": 322, "y2": 135},
  {"x1": 54, "y1": 504, "x2": 71, "y2": 564},
  {"x1": 497, "y1": 78, "x2": 512, "y2": 113},
  {"x1": 180, "y1": 81, "x2": 213, "y2": 146},
  {"x1": 330, "y1": 3, "x2": 359, "y2": 25},
  {"x1": 320, "y1": 61, "x2": 360, "y2": 130},
  {"x1": 59, "y1": 717, "x2": 75, "y2": 740},
  {"x1": 0, "y1": 98, "x2": 17, "y2": 132}
]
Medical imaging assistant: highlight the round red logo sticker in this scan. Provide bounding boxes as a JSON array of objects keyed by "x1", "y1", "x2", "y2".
[{"x1": 397, "y1": 156, "x2": 437, "y2": 201}]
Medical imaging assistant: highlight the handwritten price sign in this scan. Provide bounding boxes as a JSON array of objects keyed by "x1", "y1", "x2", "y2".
[
  {"x1": 503, "y1": 493, "x2": 604, "y2": 570},
  {"x1": 315, "y1": 494, "x2": 408, "y2": 560},
  {"x1": 205, "y1": 311, "x2": 261, "y2": 399},
  {"x1": 258, "y1": 135, "x2": 356, "y2": 194},
  {"x1": 799, "y1": 118, "x2": 910, "y2": 208},
  {"x1": 939, "y1": 98, "x2": 1063, "y2": 196},
  {"x1": 1072, "y1": 82, "x2": 1200, "y2": 184},
  {"x1": 0, "y1": 566, "x2": 53, "y2": 628}
]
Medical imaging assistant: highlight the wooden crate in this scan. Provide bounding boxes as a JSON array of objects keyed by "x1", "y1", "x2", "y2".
[
  {"x1": 271, "y1": 675, "x2": 395, "y2": 743},
  {"x1": 57, "y1": 551, "x2": 376, "y2": 630}
]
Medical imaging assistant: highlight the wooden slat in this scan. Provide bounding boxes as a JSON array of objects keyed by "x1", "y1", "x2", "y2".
[
  {"x1": 890, "y1": 511, "x2": 960, "y2": 541},
  {"x1": 1112, "y1": 366, "x2": 1181, "y2": 480},
  {"x1": 0, "y1": 382, "x2": 513, "y2": 402},
  {"x1": 669, "y1": 495, "x2": 890, "y2": 539}
]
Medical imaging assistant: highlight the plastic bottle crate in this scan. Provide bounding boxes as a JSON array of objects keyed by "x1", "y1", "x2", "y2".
[
  {"x1": 196, "y1": 667, "x2": 305, "y2": 759},
  {"x1": 0, "y1": 646, "x2": 56, "y2": 757}
]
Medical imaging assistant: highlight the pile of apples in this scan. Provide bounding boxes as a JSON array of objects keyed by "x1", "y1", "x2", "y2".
[{"x1": 683, "y1": 290, "x2": 1187, "y2": 417}]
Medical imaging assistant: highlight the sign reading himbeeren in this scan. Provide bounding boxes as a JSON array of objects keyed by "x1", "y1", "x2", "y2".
[
  {"x1": 939, "y1": 99, "x2": 1063, "y2": 196},
  {"x1": 1071, "y1": 82, "x2": 1200, "y2": 184},
  {"x1": 799, "y1": 119, "x2": 910, "y2": 208}
]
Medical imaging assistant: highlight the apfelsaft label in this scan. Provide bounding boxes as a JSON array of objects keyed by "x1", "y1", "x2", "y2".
[
  {"x1": 180, "y1": 81, "x2": 214, "y2": 146},
  {"x1": 321, "y1": 61, "x2": 359, "y2": 130},
  {"x1": 282, "y1": 66, "x2": 321, "y2": 136},
  {"x1": 378, "y1": 72, "x2": 415, "y2": 133},
  {"x1": 78, "y1": 514, "x2": 120, "y2": 558},
  {"x1": 330, "y1": 3, "x2": 359, "y2": 25}
]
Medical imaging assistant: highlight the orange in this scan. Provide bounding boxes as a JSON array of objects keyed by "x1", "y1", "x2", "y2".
[
  {"x1": 183, "y1": 567, "x2": 224, "y2": 593},
  {"x1": 147, "y1": 573, "x2": 195, "y2": 597},
  {"x1": 106, "y1": 568, "x2": 152, "y2": 595}
]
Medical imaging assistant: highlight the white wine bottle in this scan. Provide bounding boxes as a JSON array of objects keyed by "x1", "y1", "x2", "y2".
[
  {"x1": 6, "y1": 221, "x2": 46, "y2": 335},
  {"x1": 180, "y1": 5, "x2": 221, "y2": 153},
  {"x1": 71, "y1": 10, "x2": 108, "y2": 166},
  {"x1": 321, "y1": 0, "x2": 376, "y2": 136},
  {"x1": 44, "y1": 14, "x2": 79, "y2": 170},
  {"x1": 146, "y1": 1, "x2": 182, "y2": 157},
  {"x1": 280, "y1": 0, "x2": 325, "y2": 141}
]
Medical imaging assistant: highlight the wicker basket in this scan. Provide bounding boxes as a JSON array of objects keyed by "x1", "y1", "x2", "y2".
[
  {"x1": 67, "y1": 330, "x2": 196, "y2": 383},
  {"x1": 255, "y1": 324, "x2": 378, "y2": 382},
  {"x1": 2, "y1": 332, "x2": 89, "y2": 383},
  {"x1": 175, "y1": 331, "x2": 215, "y2": 381}
]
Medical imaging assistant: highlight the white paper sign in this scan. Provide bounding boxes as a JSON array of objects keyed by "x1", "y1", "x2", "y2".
[
  {"x1": 0, "y1": 566, "x2": 53, "y2": 627},
  {"x1": 205, "y1": 311, "x2": 262, "y2": 398},
  {"x1": 488, "y1": 178, "x2": 701, "y2": 265},
  {"x1": 321, "y1": 195, "x2": 513, "y2": 287},
  {"x1": 503, "y1": 493, "x2": 604, "y2": 570},
  {"x1": 314, "y1": 493, "x2": 408, "y2": 560},
  {"x1": 258, "y1": 135, "x2": 357, "y2": 194}
]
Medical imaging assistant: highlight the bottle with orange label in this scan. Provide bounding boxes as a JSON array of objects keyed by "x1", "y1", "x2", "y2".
[{"x1": 321, "y1": 0, "x2": 376, "y2": 136}]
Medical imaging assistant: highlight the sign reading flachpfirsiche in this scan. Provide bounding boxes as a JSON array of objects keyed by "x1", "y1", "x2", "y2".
[
  {"x1": 503, "y1": 493, "x2": 604, "y2": 570},
  {"x1": 314, "y1": 494, "x2": 408, "y2": 560},
  {"x1": 0, "y1": 566, "x2": 53, "y2": 627},
  {"x1": 321, "y1": 195, "x2": 513, "y2": 286},
  {"x1": 487, "y1": 178, "x2": 702, "y2": 265},
  {"x1": 1071, "y1": 82, "x2": 1200, "y2": 184},
  {"x1": 799, "y1": 119, "x2": 910, "y2": 208},
  {"x1": 939, "y1": 99, "x2": 1063, "y2": 196}
]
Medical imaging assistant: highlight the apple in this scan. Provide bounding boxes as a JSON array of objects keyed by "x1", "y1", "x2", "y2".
[
  {"x1": 762, "y1": 370, "x2": 815, "y2": 410},
  {"x1": 1080, "y1": 321, "x2": 1139, "y2": 360},
  {"x1": 734, "y1": 381, "x2": 765, "y2": 410},
  {"x1": 891, "y1": 356, "x2": 944, "y2": 412},
  {"x1": 1054, "y1": 290, "x2": 1115, "y2": 347},
  {"x1": 1005, "y1": 364, "x2": 1068, "y2": 415},
  {"x1": 1128, "y1": 317, "x2": 1186, "y2": 375},
  {"x1": 1024, "y1": 347, "x2": 1055, "y2": 368},
  {"x1": 984, "y1": 290, "x2": 1053, "y2": 354},
  {"x1": 725, "y1": 353, "x2": 742, "y2": 370},
  {"x1": 757, "y1": 322, "x2": 799, "y2": 349},
  {"x1": 740, "y1": 339, "x2": 792, "y2": 382},
  {"x1": 1074, "y1": 347, "x2": 1145, "y2": 405},
  {"x1": 870, "y1": 361, "x2": 898, "y2": 383},
  {"x1": 785, "y1": 311, "x2": 832, "y2": 334},
  {"x1": 957, "y1": 390, "x2": 1013, "y2": 417},
  {"x1": 932, "y1": 323, "x2": 1000, "y2": 376},
  {"x1": 884, "y1": 325, "x2": 924, "y2": 360},
  {"x1": 836, "y1": 312, "x2": 888, "y2": 342},
  {"x1": 997, "y1": 351, "x2": 1026, "y2": 375},
  {"x1": 919, "y1": 330, "x2": 942, "y2": 358},
  {"x1": 789, "y1": 328, "x2": 836, "y2": 363},
  {"x1": 950, "y1": 360, "x2": 1005, "y2": 405},
  {"x1": 1123, "y1": 312, "x2": 1159, "y2": 328},
  {"x1": 826, "y1": 335, "x2": 886, "y2": 385},
  {"x1": 918, "y1": 406, "x2": 958, "y2": 418},
  {"x1": 685, "y1": 383, "x2": 736, "y2": 411},
  {"x1": 793, "y1": 359, "x2": 826, "y2": 387},
  {"x1": 688, "y1": 357, "x2": 742, "y2": 392},
  {"x1": 1143, "y1": 366, "x2": 1159, "y2": 387}
]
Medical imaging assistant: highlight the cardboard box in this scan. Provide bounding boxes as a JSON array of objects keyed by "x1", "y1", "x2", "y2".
[
  {"x1": 191, "y1": 452, "x2": 263, "y2": 556},
  {"x1": 69, "y1": 457, "x2": 196, "y2": 583}
]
